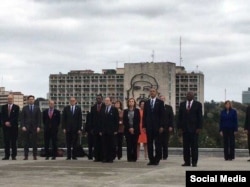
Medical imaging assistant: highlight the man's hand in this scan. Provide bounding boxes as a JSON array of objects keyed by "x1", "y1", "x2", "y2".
[
  {"x1": 159, "y1": 127, "x2": 164, "y2": 134},
  {"x1": 168, "y1": 127, "x2": 173, "y2": 132},
  {"x1": 220, "y1": 131, "x2": 223, "y2": 136},
  {"x1": 129, "y1": 128, "x2": 134, "y2": 134},
  {"x1": 37, "y1": 127, "x2": 40, "y2": 133},
  {"x1": 78, "y1": 130, "x2": 82, "y2": 135},
  {"x1": 5, "y1": 122, "x2": 11, "y2": 127},
  {"x1": 196, "y1": 129, "x2": 201, "y2": 134},
  {"x1": 63, "y1": 129, "x2": 66, "y2": 134},
  {"x1": 22, "y1": 126, "x2": 27, "y2": 132}
]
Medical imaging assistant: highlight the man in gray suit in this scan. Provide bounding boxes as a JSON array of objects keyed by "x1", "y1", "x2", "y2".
[{"x1": 21, "y1": 95, "x2": 41, "y2": 160}]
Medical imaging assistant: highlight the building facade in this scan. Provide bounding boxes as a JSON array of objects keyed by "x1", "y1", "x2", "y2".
[
  {"x1": 49, "y1": 69, "x2": 124, "y2": 122},
  {"x1": 124, "y1": 62, "x2": 176, "y2": 113},
  {"x1": 0, "y1": 87, "x2": 25, "y2": 109},
  {"x1": 242, "y1": 88, "x2": 250, "y2": 104},
  {"x1": 175, "y1": 66, "x2": 204, "y2": 113},
  {"x1": 49, "y1": 62, "x2": 204, "y2": 120}
]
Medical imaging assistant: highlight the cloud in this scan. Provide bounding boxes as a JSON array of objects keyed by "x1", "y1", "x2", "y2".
[{"x1": 0, "y1": 0, "x2": 250, "y2": 102}]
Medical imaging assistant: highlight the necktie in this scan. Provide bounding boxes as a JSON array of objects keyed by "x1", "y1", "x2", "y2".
[
  {"x1": 150, "y1": 99, "x2": 154, "y2": 110},
  {"x1": 71, "y1": 106, "x2": 74, "y2": 114},
  {"x1": 105, "y1": 106, "x2": 109, "y2": 114},
  {"x1": 49, "y1": 109, "x2": 53, "y2": 118},
  {"x1": 187, "y1": 101, "x2": 191, "y2": 110},
  {"x1": 8, "y1": 105, "x2": 11, "y2": 116},
  {"x1": 30, "y1": 105, "x2": 33, "y2": 112},
  {"x1": 97, "y1": 104, "x2": 101, "y2": 112}
]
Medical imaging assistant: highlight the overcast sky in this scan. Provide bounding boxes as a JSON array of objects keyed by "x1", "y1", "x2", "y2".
[{"x1": 0, "y1": 0, "x2": 249, "y2": 103}]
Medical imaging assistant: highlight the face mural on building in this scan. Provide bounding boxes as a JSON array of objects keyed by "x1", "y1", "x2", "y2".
[{"x1": 126, "y1": 73, "x2": 159, "y2": 102}]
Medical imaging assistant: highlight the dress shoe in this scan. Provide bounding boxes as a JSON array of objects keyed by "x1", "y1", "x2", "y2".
[
  {"x1": 33, "y1": 156, "x2": 37, "y2": 160},
  {"x1": 51, "y1": 157, "x2": 56, "y2": 160},
  {"x1": 72, "y1": 157, "x2": 77, "y2": 160},
  {"x1": 66, "y1": 158, "x2": 71, "y2": 160},
  {"x1": 192, "y1": 163, "x2": 197, "y2": 167},
  {"x1": 12, "y1": 157, "x2": 16, "y2": 160},
  {"x1": 23, "y1": 156, "x2": 28, "y2": 160},
  {"x1": 181, "y1": 163, "x2": 190, "y2": 166},
  {"x1": 2, "y1": 157, "x2": 9, "y2": 160},
  {"x1": 147, "y1": 162, "x2": 155, "y2": 165},
  {"x1": 45, "y1": 157, "x2": 49, "y2": 160},
  {"x1": 247, "y1": 159, "x2": 250, "y2": 162}
]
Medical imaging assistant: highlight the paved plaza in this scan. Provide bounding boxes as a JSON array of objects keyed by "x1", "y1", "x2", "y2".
[{"x1": 0, "y1": 151, "x2": 249, "y2": 187}]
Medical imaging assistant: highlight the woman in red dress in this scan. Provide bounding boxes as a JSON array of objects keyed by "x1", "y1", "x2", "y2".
[{"x1": 137, "y1": 100, "x2": 148, "y2": 160}]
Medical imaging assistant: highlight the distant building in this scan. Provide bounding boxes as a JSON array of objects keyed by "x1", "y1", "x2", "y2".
[
  {"x1": 175, "y1": 66, "x2": 204, "y2": 113},
  {"x1": 49, "y1": 69, "x2": 124, "y2": 122},
  {"x1": 242, "y1": 88, "x2": 250, "y2": 104},
  {"x1": 0, "y1": 87, "x2": 25, "y2": 109},
  {"x1": 49, "y1": 62, "x2": 205, "y2": 119}
]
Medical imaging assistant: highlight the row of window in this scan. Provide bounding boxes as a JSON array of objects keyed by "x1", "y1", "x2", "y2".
[{"x1": 50, "y1": 75, "x2": 124, "y2": 80}]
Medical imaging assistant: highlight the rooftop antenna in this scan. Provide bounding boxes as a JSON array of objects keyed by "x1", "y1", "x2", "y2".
[
  {"x1": 225, "y1": 88, "x2": 227, "y2": 101},
  {"x1": 180, "y1": 36, "x2": 183, "y2": 66},
  {"x1": 151, "y1": 50, "x2": 155, "y2": 62}
]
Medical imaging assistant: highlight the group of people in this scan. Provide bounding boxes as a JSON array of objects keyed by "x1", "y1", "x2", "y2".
[
  {"x1": 85, "y1": 88, "x2": 174, "y2": 165},
  {"x1": 1, "y1": 89, "x2": 250, "y2": 166}
]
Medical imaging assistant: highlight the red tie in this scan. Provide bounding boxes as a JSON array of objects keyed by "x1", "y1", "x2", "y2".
[{"x1": 49, "y1": 109, "x2": 53, "y2": 118}]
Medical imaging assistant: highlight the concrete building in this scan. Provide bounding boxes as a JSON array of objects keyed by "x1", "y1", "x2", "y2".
[
  {"x1": 175, "y1": 66, "x2": 204, "y2": 113},
  {"x1": 242, "y1": 88, "x2": 250, "y2": 104},
  {"x1": 49, "y1": 62, "x2": 204, "y2": 119},
  {"x1": 0, "y1": 87, "x2": 25, "y2": 109},
  {"x1": 49, "y1": 69, "x2": 124, "y2": 122},
  {"x1": 124, "y1": 62, "x2": 176, "y2": 113}
]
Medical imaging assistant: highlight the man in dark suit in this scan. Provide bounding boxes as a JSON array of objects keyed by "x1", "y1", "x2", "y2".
[
  {"x1": 62, "y1": 97, "x2": 82, "y2": 160},
  {"x1": 42, "y1": 100, "x2": 61, "y2": 160},
  {"x1": 177, "y1": 91, "x2": 202, "y2": 167},
  {"x1": 159, "y1": 95, "x2": 174, "y2": 160},
  {"x1": 1, "y1": 94, "x2": 20, "y2": 160},
  {"x1": 143, "y1": 88, "x2": 165, "y2": 166},
  {"x1": 244, "y1": 105, "x2": 250, "y2": 161},
  {"x1": 84, "y1": 111, "x2": 94, "y2": 160},
  {"x1": 21, "y1": 95, "x2": 41, "y2": 160},
  {"x1": 90, "y1": 94, "x2": 106, "y2": 162},
  {"x1": 100, "y1": 97, "x2": 119, "y2": 163}
]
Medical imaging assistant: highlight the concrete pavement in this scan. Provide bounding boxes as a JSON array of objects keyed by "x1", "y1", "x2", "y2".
[{"x1": 0, "y1": 153, "x2": 250, "y2": 187}]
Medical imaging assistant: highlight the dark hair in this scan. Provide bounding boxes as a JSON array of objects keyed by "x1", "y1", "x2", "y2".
[
  {"x1": 224, "y1": 100, "x2": 232, "y2": 109},
  {"x1": 27, "y1": 95, "x2": 35, "y2": 100},
  {"x1": 139, "y1": 99, "x2": 146, "y2": 106},
  {"x1": 96, "y1": 94, "x2": 103, "y2": 98},
  {"x1": 114, "y1": 100, "x2": 123, "y2": 110}
]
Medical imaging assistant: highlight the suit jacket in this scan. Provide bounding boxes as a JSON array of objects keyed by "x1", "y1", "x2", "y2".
[
  {"x1": 177, "y1": 100, "x2": 202, "y2": 133},
  {"x1": 142, "y1": 98, "x2": 165, "y2": 132},
  {"x1": 100, "y1": 105, "x2": 119, "y2": 134},
  {"x1": 43, "y1": 108, "x2": 61, "y2": 132},
  {"x1": 1, "y1": 104, "x2": 20, "y2": 131},
  {"x1": 90, "y1": 103, "x2": 106, "y2": 134},
  {"x1": 21, "y1": 105, "x2": 41, "y2": 132},
  {"x1": 245, "y1": 106, "x2": 250, "y2": 131},
  {"x1": 62, "y1": 105, "x2": 82, "y2": 133},
  {"x1": 123, "y1": 108, "x2": 140, "y2": 136},
  {"x1": 163, "y1": 104, "x2": 174, "y2": 130}
]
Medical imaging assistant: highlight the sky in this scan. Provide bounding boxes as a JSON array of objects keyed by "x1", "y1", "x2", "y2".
[{"x1": 0, "y1": 0, "x2": 250, "y2": 103}]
